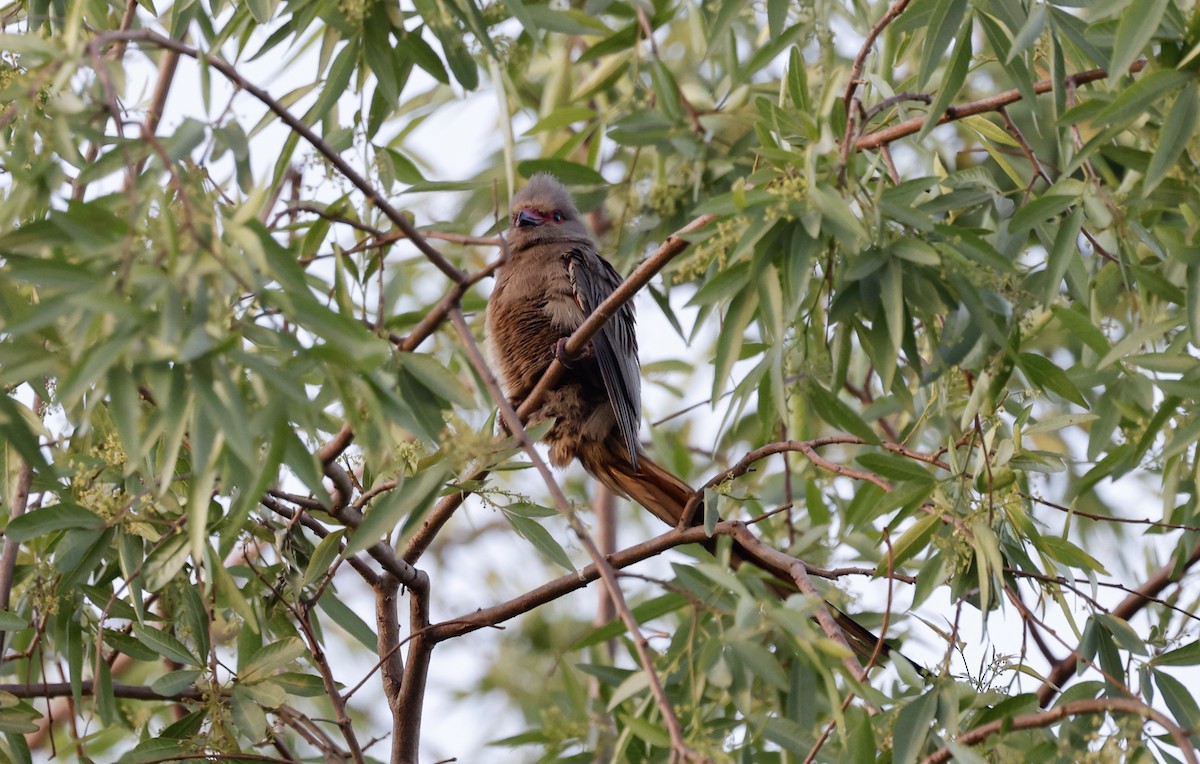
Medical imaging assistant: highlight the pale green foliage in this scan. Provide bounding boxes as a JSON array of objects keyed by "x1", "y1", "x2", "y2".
[{"x1": 0, "y1": 0, "x2": 1199, "y2": 762}]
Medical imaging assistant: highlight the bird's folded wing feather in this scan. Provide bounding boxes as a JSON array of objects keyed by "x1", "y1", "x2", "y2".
[{"x1": 566, "y1": 247, "x2": 642, "y2": 466}]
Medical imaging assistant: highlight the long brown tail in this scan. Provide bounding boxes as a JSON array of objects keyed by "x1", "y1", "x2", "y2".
[
  {"x1": 578, "y1": 438, "x2": 911, "y2": 670},
  {"x1": 578, "y1": 440, "x2": 693, "y2": 528}
]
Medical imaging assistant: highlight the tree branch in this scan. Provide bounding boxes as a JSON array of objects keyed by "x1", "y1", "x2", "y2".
[
  {"x1": 427, "y1": 523, "x2": 717, "y2": 643},
  {"x1": 395, "y1": 572, "x2": 432, "y2": 764},
  {"x1": 856, "y1": 61, "x2": 1147, "y2": 151},
  {"x1": 922, "y1": 698, "x2": 1198, "y2": 764}
]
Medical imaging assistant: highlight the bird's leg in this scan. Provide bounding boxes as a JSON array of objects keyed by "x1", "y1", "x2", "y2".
[{"x1": 553, "y1": 337, "x2": 594, "y2": 368}]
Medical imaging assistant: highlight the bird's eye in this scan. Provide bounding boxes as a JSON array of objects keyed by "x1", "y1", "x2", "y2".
[{"x1": 551, "y1": 210, "x2": 564, "y2": 222}]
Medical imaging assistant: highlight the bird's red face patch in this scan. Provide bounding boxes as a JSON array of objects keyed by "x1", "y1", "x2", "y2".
[{"x1": 513, "y1": 207, "x2": 565, "y2": 227}]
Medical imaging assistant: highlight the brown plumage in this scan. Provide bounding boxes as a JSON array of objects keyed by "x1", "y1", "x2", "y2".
[
  {"x1": 485, "y1": 173, "x2": 688, "y2": 524},
  {"x1": 487, "y1": 175, "x2": 909, "y2": 669}
]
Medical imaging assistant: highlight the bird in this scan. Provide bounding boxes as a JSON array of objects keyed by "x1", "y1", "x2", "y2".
[
  {"x1": 485, "y1": 173, "x2": 692, "y2": 528},
  {"x1": 486, "y1": 174, "x2": 906, "y2": 668}
]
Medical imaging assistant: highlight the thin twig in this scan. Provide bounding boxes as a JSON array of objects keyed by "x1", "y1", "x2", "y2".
[
  {"x1": 856, "y1": 61, "x2": 1147, "y2": 151},
  {"x1": 87, "y1": 30, "x2": 466, "y2": 283},
  {"x1": 1036, "y1": 535, "x2": 1200, "y2": 706},
  {"x1": 921, "y1": 698, "x2": 1197, "y2": 764},
  {"x1": 839, "y1": 0, "x2": 914, "y2": 182}
]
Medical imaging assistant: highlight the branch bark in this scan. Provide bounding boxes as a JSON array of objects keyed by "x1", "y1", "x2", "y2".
[
  {"x1": 394, "y1": 572, "x2": 432, "y2": 764},
  {"x1": 922, "y1": 698, "x2": 1198, "y2": 764},
  {"x1": 855, "y1": 61, "x2": 1147, "y2": 151}
]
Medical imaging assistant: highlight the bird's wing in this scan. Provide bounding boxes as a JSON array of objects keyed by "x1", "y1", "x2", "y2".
[{"x1": 566, "y1": 246, "x2": 642, "y2": 467}]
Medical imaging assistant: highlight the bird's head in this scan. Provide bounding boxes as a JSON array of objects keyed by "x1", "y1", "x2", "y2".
[{"x1": 507, "y1": 174, "x2": 589, "y2": 247}]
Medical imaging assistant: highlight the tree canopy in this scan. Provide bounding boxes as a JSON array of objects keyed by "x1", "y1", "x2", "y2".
[{"x1": 1, "y1": 0, "x2": 1200, "y2": 761}]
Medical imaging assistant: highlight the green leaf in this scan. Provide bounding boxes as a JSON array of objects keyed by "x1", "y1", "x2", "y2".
[
  {"x1": 571, "y1": 594, "x2": 686, "y2": 649},
  {"x1": 711, "y1": 286, "x2": 758, "y2": 402},
  {"x1": 521, "y1": 6, "x2": 610, "y2": 35},
  {"x1": 150, "y1": 670, "x2": 201, "y2": 697},
  {"x1": 1154, "y1": 669, "x2": 1200, "y2": 737},
  {"x1": 1040, "y1": 536, "x2": 1107, "y2": 574},
  {"x1": 1041, "y1": 207, "x2": 1083, "y2": 305},
  {"x1": 1008, "y1": 195, "x2": 1075, "y2": 233},
  {"x1": 240, "y1": 638, "x2": 305, "y2": 683},
  {"x1": 1144, "y1": 83, "x2": 1198, "y2": 194},
  {"x1": 918, "y1": 17, "x2": 972, "y2": 141},
  {"x1": 302, "y1": 529, "x2": 346, "y2": 588},
  {"x1": 143, "y1": 532, "x2": 191, "y2": 592},
  {"x1": 5, "y1": 504, "x2": 104, "y2": 542},
  {"x1": 606, "y1": 670, "x2": 650, "y2": 710},
  {"x1": 524, "y1": 106, "x2": 596, "y2": 135},
  {"x1": 1153, "y1": 640, "x2": 1200, "y2": 666},
  {"x1": 1017, "y1": 352, "x2": 1087, "y2": 407},
  {"x1": 104, "y1": 629, "x2": 160, "y2": 661},
  {"x1": 272, "y1": 672, "x2": 329, "y2": 697},
  {"x1": 706, "y1": 0, "x2": 745, "y2": 52},
  {"x1": 245, "y1": 0, "x2": 272, "y2": 23},
  {"x1": 809, "y1": 185, "x2": 867, "y2": 248},
  {"x1": 364, "y1": 6, "x2": 400, "y2": 105},
  {"x1": 386, "y1": 148, "x2": 429, "y2": 185},
  {"x1": 132, "y1": 625, "x2": 199, "y2": 667},
  {"x1": 345, "y1": 465, "x2": 447, "y2": 556},
  {"x1": 1006, "y1": 4, "x2": 1046, "y2": 63},
  {"x1": 1093, "y1": 70, "x2": 1188, "y2": 128},
  {"x1": 888, "y1": 511, "x2": 942, "y2": 570},
  {"x1": 703, "y1": 487, "x2": 719, "y2": 537},
  {"x1": 762, "y1": 716, "x2": 809, "y2": 755},
  {"x1": 399, "y1": 352, "x2": 474, "y2": 408},
  {"x1": 1096, "y1": 613, "x2": 1146, "y2": 655},
  {"x1": 305, "y1": 41, "x2": 359, "y2": 125},
  {"x1": 117, "y1": 739, "x2": 189, "y2": 764},
  {"x1": 1108, "y1": 0, "x2": 1169, "y2": 82},
  {"x1": 517, "y1": 159, "x2": 605, "y2": 185},
  {"x1": 0, "y1": 702, "x2": 39, "y2": 734},
  {"x1": 918, "y1": 0, "x2": 968, "y2": 89},
  {"x1": 856, "y1": 453, "x2": 934, "y2": 484},
  {"x1": 503, "y1": 510, "x2": 575, "y2": 572},
  {"x1": 688, "y1": 259, "x2": 751, "y2": 307},
  {"x1": 317, "y1": 589, "x2": 379, "y2": 650},
  {"x1": 892, "y1": 689, "x2": 938, "y2": 764},
  {"x1": 231, "y1": 686, "x2": 268, "y2": 742},
  {"x1": 806, "y1": 380, "x2": 880, "y2": 445},
  {"x1": 1051, "y1": 305, "x2": 1110, "y2": 355},
  {"x1": 396, "y1": 30, "x2": 449, "y2": 85}
]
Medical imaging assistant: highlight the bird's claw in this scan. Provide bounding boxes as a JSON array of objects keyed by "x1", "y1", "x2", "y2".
[{"x1": 553, "y1": 337, "x2": 592, "y2": 368}]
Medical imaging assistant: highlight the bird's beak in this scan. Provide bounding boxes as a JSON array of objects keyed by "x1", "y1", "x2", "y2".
[{"x1": 514, "y1": 208, "x2": 545, "y2": 228}]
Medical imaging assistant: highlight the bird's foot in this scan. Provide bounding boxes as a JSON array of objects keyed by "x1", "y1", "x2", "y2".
[{"x1": 553, "y1": 337, "x2": 592, "y2": 367}]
